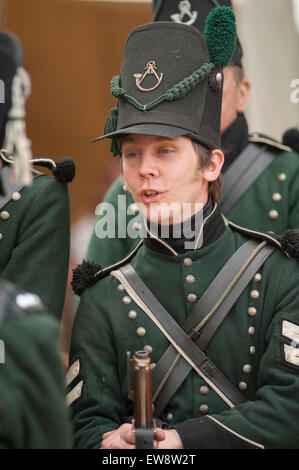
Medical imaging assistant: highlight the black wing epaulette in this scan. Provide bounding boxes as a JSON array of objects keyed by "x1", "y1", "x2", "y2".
[
  {"x1": 71, "y1": 240, "x2": 143, "y2": 296},
  {"x1": 30, "y1": 157, "x2": 76, "y2": 183},
  {"x1": 0, "y1": 150, "x2": 76, "y2": 183},
  {"x1": 282, "y1": 128, "x2": 299, "y2": 154},
  {"x1": 228, "y1": 220, "x2": 299, "y2": 262}
]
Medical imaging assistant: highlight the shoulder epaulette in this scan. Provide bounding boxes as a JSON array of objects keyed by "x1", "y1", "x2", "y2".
[
  {"x1": 30, "y1": 157, "x2": 76, "y2": 183},
  {"x1": 0, "y1": 150, "x2": 76, "y2": 183},
  {"x1": 249, "y1": 132, "x2": 291, "y2": 153},
  {"x1": 228, "y1": 220, "x2": 299, "y2": 262},
  {"x1": 71, "y1": 240, "x2": 143, "y2": 296}
]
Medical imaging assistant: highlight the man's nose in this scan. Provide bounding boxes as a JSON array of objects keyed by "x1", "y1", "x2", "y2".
[{"x1": 138, "y1": 151, "x2": 159, "y2": 178}]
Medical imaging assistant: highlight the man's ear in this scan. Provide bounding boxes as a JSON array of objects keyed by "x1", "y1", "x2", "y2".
[
  {"x1": 236, "y1": 78, "x2": 250, "y2": 113},
  {"x1": 203, "y1": 149, "x2": 224, "y2": 182}
]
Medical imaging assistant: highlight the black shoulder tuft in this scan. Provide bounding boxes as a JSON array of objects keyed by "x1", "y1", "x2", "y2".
[
  {"x1": 71, "y1": 240, "x2": 144, "y2": 296},
  {"x1": 52, "y1": 158, "x2": 76, "y2": 183},
  {"x1": 280, "y1": 230, "x2": 299, "y2": 262},
  {"x1": 282, "y1": 128, "x2": 299, "y2": 153},
  {"x1": 71, "y1": 260, "x2": 102, "y2": 296}
]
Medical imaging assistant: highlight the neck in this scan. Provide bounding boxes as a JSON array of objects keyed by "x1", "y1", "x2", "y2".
[{"x1": 221, "y1": 112, "x2": 249, "y2": 173}]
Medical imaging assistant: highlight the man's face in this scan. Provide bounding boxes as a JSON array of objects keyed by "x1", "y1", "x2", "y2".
[
  {"x1": 122, "y1": 134, "x2": 218, "y2": 224},
  {"x1": 220, "y1": 65, "x2": 250, "y2": 134}
]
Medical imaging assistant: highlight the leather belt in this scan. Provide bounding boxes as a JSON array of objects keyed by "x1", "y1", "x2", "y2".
[
  {"x1": 151, "y1": 240, "x2": 275, "y2": 416},
  {"x1": 113, "y1": 239, "x2": 275, "y2": 415},
  {"x1": 221, "y1": 143, "x2": 276, "y2": 215}
]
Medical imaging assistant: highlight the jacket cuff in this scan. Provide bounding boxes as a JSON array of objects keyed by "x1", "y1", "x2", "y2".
[{"x1": 174, "y1": 416, "x2": 264, "y2": 449}]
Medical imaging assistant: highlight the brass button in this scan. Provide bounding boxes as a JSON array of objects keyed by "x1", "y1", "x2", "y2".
[
  {"x1": 0, "y1": 233, "x2": 2, "y2": 240},
  {"x1": 200, "y1": 385, "x2": 209, "y2": 395},
  {"x1": 117, "y1": 284, "x2": 125, "y2": 292},
  {"x1": 133, "y1": 222, "x2": 142, "y2": 231},
  {"x1": 136, "y1": 327, "x2": 146, "y2": 337},
  {"x1": 122, "y1": 296, "x2": 131, "y2": 305},
  {"x1": 199, "y1": 404, "x2": 209, "y2": 414},
  {"x1": 243, "y1": 364, "x2": 252, "y2": 374},
  {"x1": 186, "y1": 274, "x2": 195, "y2": 284},
  {"x1": 128, "y1": 310, "x2": 137, "y2": 320},
  {"x1": 254, "y1": 273, "x2": 262, "y2": 282},
  {"x1": 238, "y1": 381, "x2": 248, "y2": 391},
  {"x1": 269, "y1": 209, "x2": 279, "y2": 219},
  {"x1": 247, "y1": 307, "x2": 257, "y2": 317},
  {"x1": 272, "y1": 193, "x2": 282, "y2": 202},
  {"x1": 12, "y1": 191, "x2": 21, "y2": 201},
  {"x1": 129, "y1": 203, "x2": 139, "y2": 214},
  {"x1": 0, "y1": 211, "x2": 9, "y2": 220},
  {"x1": 250, "y1": 290, "x2": 259, "y2": 300},
  {"x1": 187, "y1": 293, "x2": 197, "y2": 303},
  {"x1": 184, "y1": 258, "x2": 192, "y2": 267},
  {"x1": 248, "y1": 326, "x2": 255, "y2": 336},
  {"x1": 150, "y1": 362, "x2": 156, "y2": 369},
  {"x1": 249, "y1": 346, "x2": 256, "y2": 355},
  {"x1": 144, "y1": 345, "x2": 152, "y2": 354},
  {"x1": 277, "y1": 173, "x2": 286, "y2": 182},
  {"x1": 166, "y1": 412, "x2": 173, "y2": 421}
]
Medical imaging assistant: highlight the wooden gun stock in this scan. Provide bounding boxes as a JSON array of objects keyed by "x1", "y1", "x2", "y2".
[{"x1": 127, "y1": 350, "x2": 155, "y2": 449}]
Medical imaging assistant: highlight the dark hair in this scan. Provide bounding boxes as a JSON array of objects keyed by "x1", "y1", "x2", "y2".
[{"x1": 191, "y1": 141, "x2": 223, "y2": 203}]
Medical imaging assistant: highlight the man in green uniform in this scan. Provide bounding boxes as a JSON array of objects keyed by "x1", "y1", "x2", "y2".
[
  {"x1": 86, "y1": 0, "x2": 299, "y2": 268},
  {"x1": 0, "y1": 31, "x2": 75, "y2": 320},
  {"x1": 69, "y1": 8, "x2": 299, "y2": 449},
  {"x1": 0, "y1": 131, "x2": 72, "y2": 449}
]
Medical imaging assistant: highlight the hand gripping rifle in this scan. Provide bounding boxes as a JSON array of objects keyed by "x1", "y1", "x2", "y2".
[{"x1": 127, "y1": 350, "x2": 156, "y2": 449}]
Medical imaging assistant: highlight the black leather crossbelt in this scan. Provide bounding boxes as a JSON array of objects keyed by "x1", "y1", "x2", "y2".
[
  {"x1": 118, "y1": 239, "x2": 275, "y2": 415},
  {"x1": 151, "y1": 240, "x2": 275, "y2": 416},
  {"x1": 221, "y1": 143, "x2": 276, "y2": 215}
]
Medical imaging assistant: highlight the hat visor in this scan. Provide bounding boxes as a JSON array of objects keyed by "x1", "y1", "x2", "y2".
[{"x1": 91, "y1": 123, "x2": 191, "y2": 143}]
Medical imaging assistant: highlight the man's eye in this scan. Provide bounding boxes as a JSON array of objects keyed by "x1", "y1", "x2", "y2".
[
  {"x1": 125, "y1": 151, "x2": 138, "y2": 158},
  {"x1": 159, "y1": 148, "x2": 172, "y2": 154}
]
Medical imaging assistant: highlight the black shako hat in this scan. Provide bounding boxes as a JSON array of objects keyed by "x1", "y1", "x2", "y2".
[
  {"x1": 153, "y1": 0, "x2": 243, "y2": 67},
  {"x1": 93, "y1": 7, "x2": 237, "y2": 154}
]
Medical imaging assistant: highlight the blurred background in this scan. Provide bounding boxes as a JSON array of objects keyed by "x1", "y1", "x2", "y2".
[{"x1": 0, "y1": 0, "x2": 298, "y2": 355}]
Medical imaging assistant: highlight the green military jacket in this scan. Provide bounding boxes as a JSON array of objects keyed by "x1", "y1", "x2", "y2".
[
  {"x1": 69, "y1": 221, "x2": 299, "y2": 449},
  {"x1": 0, "y1": 168, "x2": 70, "y2": 320},
  {"x1": 86, "y1": 139, "x2": 299, "y2": 267},
  {"x1": 0, "y1": 277, "x2": 72, "y2": 448}
]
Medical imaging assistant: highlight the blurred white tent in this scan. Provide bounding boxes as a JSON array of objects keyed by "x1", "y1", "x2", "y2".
[{"x1": 233, "y1": 0, "x2": 299, "y2": 140}]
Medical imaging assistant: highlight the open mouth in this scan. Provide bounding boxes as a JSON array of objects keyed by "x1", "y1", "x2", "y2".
[
  {"x1": 140, "y1": 189, "x2": 162, "y2": 203},
  {"x1": 144, "y1": 190, "x2": 159, "y2": 197}
]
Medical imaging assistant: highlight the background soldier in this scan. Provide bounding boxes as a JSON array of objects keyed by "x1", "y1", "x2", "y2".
[
  {"x1": 0, "y1": 30, "x2": 75, "y2": 320},
  {"x1": 69, "y1": 8, "x2": 299, "y2": 449},
  {"x1": 0, "y1": 127, "x2": 72, "y2": 449},
  {"x1": 85, "y1": 0, "x2": 299, "y2": 269}
]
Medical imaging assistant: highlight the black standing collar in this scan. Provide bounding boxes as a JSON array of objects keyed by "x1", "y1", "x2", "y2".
[{"x1": 142, "y1": 201, "x2": 226, "y2": 255}]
